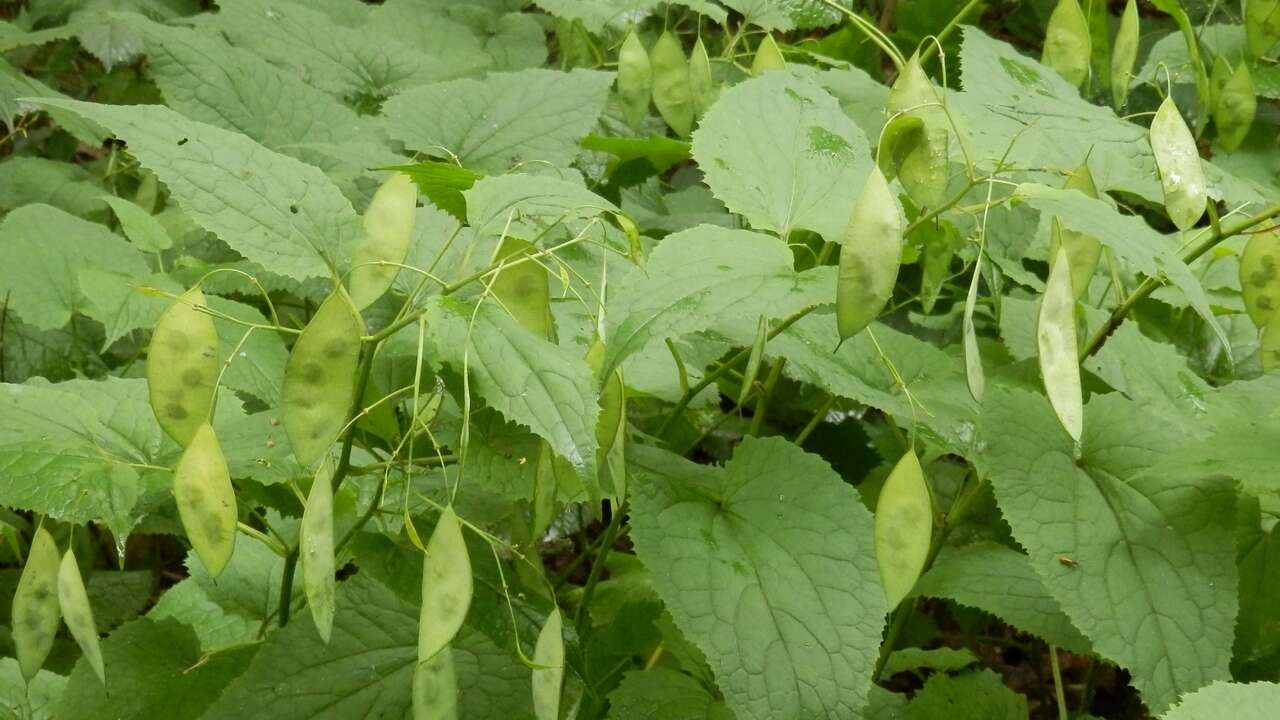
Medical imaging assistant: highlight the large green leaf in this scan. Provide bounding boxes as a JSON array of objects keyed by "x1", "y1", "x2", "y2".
[
  {"x1": 629, "y1": 439, "x2": 886, "y2": 720},
  {"x1": 602, "y1": 225, "x2": 834, "y2": 377},
  {"x1": 913, "y1": 542, "x2": 1090, "y2": 653},
  {"x1": 35, "y1": 98, "x2": 362, "y2": 283},
  {"x1": 202, "y1": 574, "x2": 534, "y2": 719},
  {"x1": 1163, "y1": 681, "x2": 1280, "y2": 719},
  {"x1": 692, "y1": 70, "x2": 872, "y2": 245},
  {"x1": 428, "y1": 297, "x2": 599, "y2": 482},
  {"x1": 0, "y1": 203, "x2": 148, "y2": 331},
  {"x1": 57, "y1": 618, "x2": 257, "y2": 719},
  {"x1": 906, "y1": 670, "x2": 1027, "y2": 720},
  {"x1": 607, "y1": 668, "x2": 732, "y2": 719},
  {"x1": 977, "y1": 387, "x2": 1236, "y2": 713},
  {"x1": 382, "y1": 68, "x2": 614, "y2": 174}
]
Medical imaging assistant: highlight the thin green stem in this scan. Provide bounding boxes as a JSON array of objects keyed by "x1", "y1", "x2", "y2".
[
  {"x1": 1081, "y1": 202, "x2": 1280, "y2": 359},
  {"x1": 917, "y1": 0, "x2": 982, "y2": 64},
  {"x1": 817, "y1": 0, "x2": 905, "y2": 69},
  {"x1": 574, "y1": 501, "x2": 626, "y2": 631},
  {"x1": 793, "y1": 395, "x2": 835, "y2": 445},
  {"x1": 655, "y1": 306, "x2": 815, "y2": 441},
  {"x1": 747, "y1": 358, "x2": 786, "y2": 436},
  {"x1": 237, "y1": 522, "x2": 287, "y2": 557},
  {"x1": 1050, "y1": 645, "x2": 1069, "y2": 720}
]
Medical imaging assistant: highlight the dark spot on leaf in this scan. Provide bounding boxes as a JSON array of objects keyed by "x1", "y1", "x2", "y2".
[{"x1": 177, "y1": 137, "x2": 188, "y2": 146}]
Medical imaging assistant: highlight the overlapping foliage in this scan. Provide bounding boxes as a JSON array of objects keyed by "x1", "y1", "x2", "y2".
[{"x1": 2, "y1": 0, "x2": 1280, "y2": 718}]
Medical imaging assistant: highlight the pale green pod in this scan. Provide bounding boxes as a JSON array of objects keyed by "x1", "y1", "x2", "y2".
[
  {"x1": 531, "y1": 441, "x2": 559, "y2": 543},
  {"x1": 491, "y1": 237, "x2": 554, "y2": 341},
  {"x1": 1111, "y1": 0, "x2": 1140, "y2": 108},
  {"x1": 282, "y1": 288, "x2": 365, "y2": 467},
  {"x1": 413, "y1": 645, "x2": 458, "y2": 720},
  {"x1": 1263, "y1": 311, "x2": 1280, "y2": 371},
  {"x1": 301, "y1": 455, "x2": 336, "y2": 643},
  {"x1": 874, "y1": 450, "x2": 932, "y2": 609},
  {"x1": 587, "y1": 338, "x2": 627, "y2": 501},
  {"x1": 58, "y1": 548, "x2": 105, "y2": 685},
  {"x1": 1048, "y1": 214, "x2": 1101, "y2": 301},
  {"x1": 102, "y1": 195, "x2": 172, "y2": 252},
  {"x1": 532, "y1": 608, "x2": 565, "y2": 720},
  {"x1": 174, "y1": 422, "x2": 238, "y2": 576},
  {"x1": 1150, "y1": 96, "x2": 1207, "y2": 231},
  {"x1": 651, "y1": 31, "x2": 693, "y2": 137},
  {"x1": 1042, "y1": 0, "x2": 1091, "y2": 89},
  {"x1": 963, "y1": 252, "x2": 984, "y2": 403},
  {"x1": 1240, "y1": 230, "x2": 1280, "y2": 328},
  {"x1": 1214, "y1": 61, "x2": 1256, "y2": 152},
  {"x1": 689, "y1": 37, "x2": 715, "y2": 118},
  {"x1": 1246, "y1": 0, "x2": 1280, "y2": 59},
  {"x1": 148, "y1": 287, "x2": 219, "y2": 446},
  {"x1": 750, "y1": 34, "x2": 785, "y2": 76},
  {"x1": 885, "y1": 54, "x2": 949, "y2": 208},
  {"x1": 617, "y1": 31, "x2": 653, "y2": 129},
  {"x1": 13, "y1": 527, "x2": 61, "y2": 682},
  {"x1": 876, "y1": 114, "x2": 924, "y2": 183},
  {"x1": 349, "y1": 173, "x2": 417, "y2": 310},
  {"x1": 837, "y1": 166, "x2": 903, "y2": 341},
  {"x1": 1038, "y1": 246, "x2": 1084, "y2": 442},
  {"x1": 418, "y1": 507, "x2": 473, "y2": 663},
  {"x1": 737, "y1": 315, "x2": 768, "y2": 405},
  {"x1": 1086, "y1": 0, "x2": 1111, "y2": 91},
  {"x1": 1211, "y1": 55, "x2": 1232, "y2": 108}
]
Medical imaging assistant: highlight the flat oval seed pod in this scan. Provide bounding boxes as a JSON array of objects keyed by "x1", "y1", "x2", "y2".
[
  {"x1": 1042, "y1": 0, "x2": 1091, "y2": 89},
  {"x1": 1038, "y1": 246, "x2": 1084, "y2": 442},
  {"x1": 885, "y1": 54, "x2": 949, "y2": 208},
  {"x1": 282, "y1": 288, "x2": 365, "y2": 467},
  {"x1": 1110, "y1": 0, "x2": 1140, "y2": 108},
  {"x1": 58, "y1": 548, "x2": 105, "y2": 684},
  {"x1": 1150, "y1": 96, "x2": 1207, "y2": 231},
  {"x1": 1246, "y1": 0, "x2": 1280, "y2": 59},
  {"x1": 348, "y1": 173, "x2": 417, "y2": 310},
  {"x1": 1263, "y1": 311, "x2": 1280, "y2": 371},
  {"x1": 148, "y1": 286, "x2": 219, "y2": 446},
  {"x1": 837, "y1": 166, "x2": 903, "y2": 341},
  {"x1": 13, "y1": 527, "x2": 61, "y2": 681},
  {"x1": 617, "y1": 31, "x2": 652, "y2": 129},
  {"x1": 1240, "y1": 230, "x2": 1280, "y2": 328},
  {"x1": 688, "y1": 36, "x2": 715, "y2": 118},
  {"x1": 875, "y1": 450, "x2": 932, "y2": 609},
  {"x1": 963, "y1": 252, "x2": 985, "y2": 403},
  {"x1": 587, "y1": 338, "x2": 628, "y2": 500},
  {"x1": 418, "y1": 507, "x2": 473, "y2": 663},
  {"x1": 651, "y1": 31, "x2": 693, "y2": 137},
  {"x1": 301, "y1": 454, "x2": 336, "y2": 643},
  {"x1": 1048, "y1": 216, "x2": 1101, "y2": 301},
  {"x1": 1214, "y1": 61, "x2": 1256, "y2": 152},
  {"x1": 532, "y1": 608, "x2": 565, "y2": 720},
  {"x1": 750, "y1": 34, "x2": 785, "y2": 76},
  {"x1": 876, "y1": 113, "x2": 924, "y2": 183},
  {"x1": 413, "y1": 645, "x2": 458, "y2": 720},
  {"x1": 174, "y1": 422, "x2": 238, "y2": 576},
  {"x1": 1210, "y1": 55, "x2": 1232, "y2": 108},
  {"x1": 491, "y1": 237, "x2": 554, "y2": 341}
]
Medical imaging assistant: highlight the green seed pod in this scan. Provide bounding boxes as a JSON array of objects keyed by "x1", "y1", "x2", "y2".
[
  {"x1": 1042, "y1": 0, "x2": 1091, "y2": 89},
  {"x1": 1150, "y1": 96, "x2": 1207, "y2": 231},
  {"x1": 1048, "y1": 162, "x2": 1103, "y2": 300},
  {"x1": 689, "y1": 36, "x2": 715, "y2": 118},
  {"x1": 1214, "y1": 61, "x2": 1256, "y2": 152},
  {"x1": 587, "y1": 337, "x2": 627, "y2": 500},
  {"x1": 148, "y1": 287, "x2": 219, "y2": 446},
  {"x1": 418, "y1": 507, "x2": 472, "y2": 663},
  {"x1": 737, "y1": 315, "x2": 768, "y2": 406},
  {"x1": 490, "y1": 237, "x2": 554, "y2": 341},
  {"x1": 651, "y1": 31, "x2": 693, "y2": 137},
  {"x1": 750, "y1": 34, "x2": 785, "y2": 76},
  {"x1": 282, "y1": 288, "x2": 365, "y2": 467},
  {"x1": 874, "y1": 450, "x2": 932, "y2": 609},
  {"x1": 348, "y1": 173, "x2": 417, "y2": 310},
  {"x1": 963, "y1": 252, "x2": 985, "y2": 403},
  {"x1": 58, "y1": 548, "x2": 105, "y2": 685},
  {"x1": 413, "y1": 646, "x2": 458, "y2": 720},
  {"x1": 837, "y1": 166, "x2": 903, "y2": 341},
  {"x1": 1240, "y1": 230, "x2": 1280, "y2": 329},
  {"x1": 13, "y1": 527, "x2": 61, "y2": 682},
  {"x1": 1263, "y1": 311, "x2": 1280, "y2": 371},
  {"x1": 1086, "y1": 0, "x2": 1111, "y2": 91},
  {"x1": 1038, "y1": 246, "x2": 1083, "y2": 442},
  {"x1": 1110, "y1": 0, "x2": 1140, "y2": 108},
  {"x1": 617, "y1": 31, "x2": 653, "y2": 129},
  {"x1": 1246, "y1": 0, "x2": 1280, "y2": 59},
  {"x1": 532, "y1": 608, "x2": 565, "y2": 720},
  {"x1": 174, "y1": 422, "x2": 238, "y2": 576},
  {"x1": 876, "y1": 114, "x2": 924, "y2": 184},
  {"x1": 1210, "y1": 55, "x2": 1232, "y2": 108},
  {"x1": 531, "y1": 441, "x2": 559, "y2": 542},
  {"x1": 301, "y1": 455, "x2": 336, "y2": 643},
  {"x1": 885, "y1": 54, "x2": 949, "y2": 208}
]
